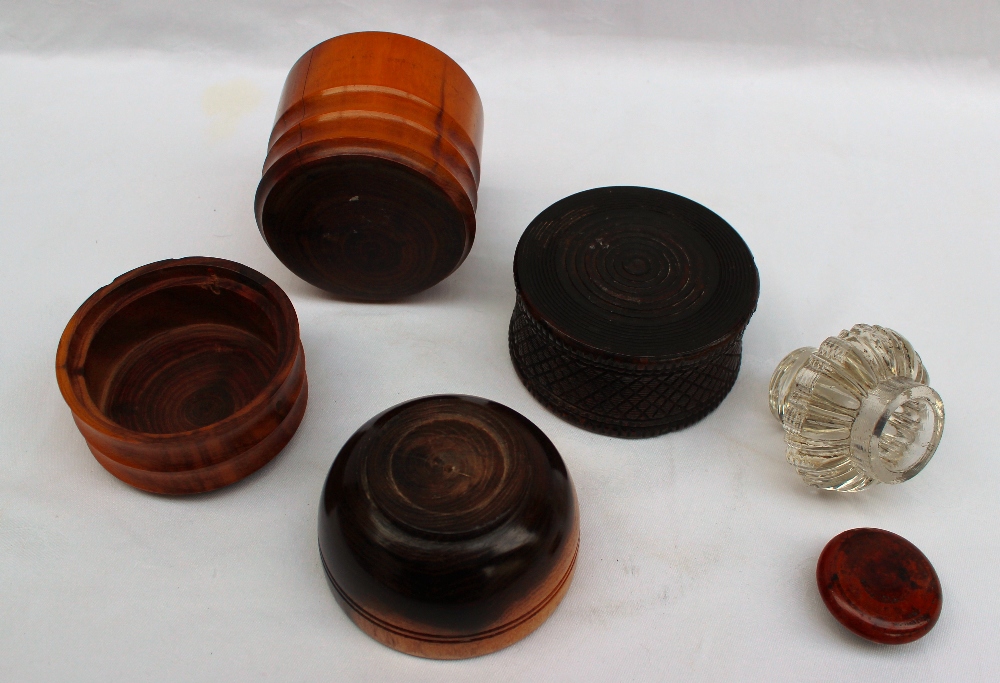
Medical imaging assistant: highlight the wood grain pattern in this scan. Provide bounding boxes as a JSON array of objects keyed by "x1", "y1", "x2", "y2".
[
  {"x1": 55, "y1": 257, "x2": 307, "y2": 494},
  {"x1": 509, "y1": 186, "x2": 759, "y2": 437},
  {"x1": 256, "y1": 31, "x2": 484, "y2": 301},
  {"x1": 817, "y1": 528, "x2": 942, "y2": 644},
  {"x1": 318, "y1": 395, "x2": 578, "y2": 659}
]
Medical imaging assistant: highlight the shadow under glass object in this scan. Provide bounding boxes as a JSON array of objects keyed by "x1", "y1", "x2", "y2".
[
  {"x1": 318, "y1": 395, "x2": 579, "y2": 659},
  {"x1": 256, "y1": 31, "x2": 484, "y2": 301}
]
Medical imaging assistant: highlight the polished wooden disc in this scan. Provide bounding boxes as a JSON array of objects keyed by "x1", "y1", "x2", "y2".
[
  {"x1": 817, "y1": 528, "x2": 942, "y2": 644},
  {"x1": 318, "y1": 395, "x2": 579, "y2": 659},
  {"x1": 510, "y1": 186, "x2": 759, "y2": 437},
  {"x1": 55, "y1": 257, "x2": 307, "y2": 494},
  {"x1": 259, "y1": 156, "x2": 469, "y2": 301}
]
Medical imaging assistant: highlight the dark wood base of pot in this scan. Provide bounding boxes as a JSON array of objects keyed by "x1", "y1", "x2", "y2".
[{"x1": 509, "y1": 297, "x2": 743, "y2": 438}]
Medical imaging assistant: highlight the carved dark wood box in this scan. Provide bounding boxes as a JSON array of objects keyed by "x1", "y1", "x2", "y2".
[{"x1": 509, "y1": 187, "x2": 759, "y2": 437}]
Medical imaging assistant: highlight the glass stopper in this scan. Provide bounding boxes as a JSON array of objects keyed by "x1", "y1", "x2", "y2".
[{"x1": 768, "y1": 324, "x2": 945, "y2": 492}]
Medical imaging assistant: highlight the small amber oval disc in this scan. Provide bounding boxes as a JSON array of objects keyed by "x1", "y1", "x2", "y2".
[{"x1": 816, "y1": 528, "x2": 942, "y2": 644}]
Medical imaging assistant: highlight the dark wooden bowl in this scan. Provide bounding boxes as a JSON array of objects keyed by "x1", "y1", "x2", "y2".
[
  {"x1": 509, "y1": 187, "x2": 760, "y2": 438},
  {"x1": 55, "y1": 257, "x2": 308, "y2": 495},
  {"x1": 318, "y1": 395, "x2": 579, "y2": 659},
  {"x1": 256, "y1": 32, "x2": 484, "y2": 301}
]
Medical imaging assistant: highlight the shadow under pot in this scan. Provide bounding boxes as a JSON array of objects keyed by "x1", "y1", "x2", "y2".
[
  {"x1": 509, "y1": 186, "x2": 760, "y2": 437},
  {"x1": 55, "y1": 257, "x2": 308, "y2": 494},
  {"x1": 256, "y1": 31, "x2": 484, "y2": 301},
  {"x1": 318, "y1": 395, "x2": 579, "y2": 659}
]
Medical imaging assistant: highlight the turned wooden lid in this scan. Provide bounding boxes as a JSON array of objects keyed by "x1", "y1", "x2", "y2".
[
  {"x1": 55, "y1": 257, "x2": 308, "y2": 494},
  {"x1": 318, "y1": 395, "x2": 579, "y2": 659},
  {"x1": 256, "y1": 32, "x2": 484, "y2": 301},
  {"x1": 510, "y1": 187, "x2": 759, "y2": 437}
]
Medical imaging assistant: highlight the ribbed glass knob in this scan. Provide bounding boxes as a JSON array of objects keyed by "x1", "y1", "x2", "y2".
[{"x1": 769, "y1": 325, "x2": 944, "y2": 492}]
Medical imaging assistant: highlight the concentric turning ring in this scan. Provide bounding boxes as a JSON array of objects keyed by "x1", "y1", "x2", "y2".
[{"x1": 363, "y1": 399, "x2": 532, "y2": 539}]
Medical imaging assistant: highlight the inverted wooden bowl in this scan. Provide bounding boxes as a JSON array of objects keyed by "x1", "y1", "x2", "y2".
[
  {"x1": 256, "y1": 31, "x2": 484, "y2": 301},
  {"x1": 318, "y1": 395, "x2": 579, "y2": 659},
  {"x1": 55, "y1": 257, "x2": 308, "y2": 495},
  {"x1": 509, "y1": 187, "x2": 760, "y2": 437}
]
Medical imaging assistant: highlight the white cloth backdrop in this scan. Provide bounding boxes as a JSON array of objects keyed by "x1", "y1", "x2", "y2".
[{"x1": 2, "y1": 2, "x2": 998, "y2": 681}]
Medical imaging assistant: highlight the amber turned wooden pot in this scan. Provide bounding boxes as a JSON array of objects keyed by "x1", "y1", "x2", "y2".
[
  {"x1": 318, "y1": 395, "x2": 579, "y2": 659},
  {"x1": 55, "y1": 257, "x2": 308, "y2": 495},
  {"x1": 510, "y1": 186, "x2": 760, "y2": 437},
  {"x1": 256, "y1": 32, "x2": 484, "y2": 301}
]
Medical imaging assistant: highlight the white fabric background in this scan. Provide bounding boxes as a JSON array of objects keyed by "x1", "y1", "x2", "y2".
[{"x1": 2, "y1": 2, "x2": 999, "y2": 681}]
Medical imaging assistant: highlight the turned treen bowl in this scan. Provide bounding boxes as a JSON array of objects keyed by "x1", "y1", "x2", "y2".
[
  {"x1": 318, "y1": 395, "x2": 579, "y2": 659},
  {"x1": 55, "y1": 257, "x2": 308, "y2": 494},
  {"x1": 509, "y1": 186, "x2": 760, "y2": 437},
  {"x1": 256, "y1": 31, "x2": 484, "y2": 301}
]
